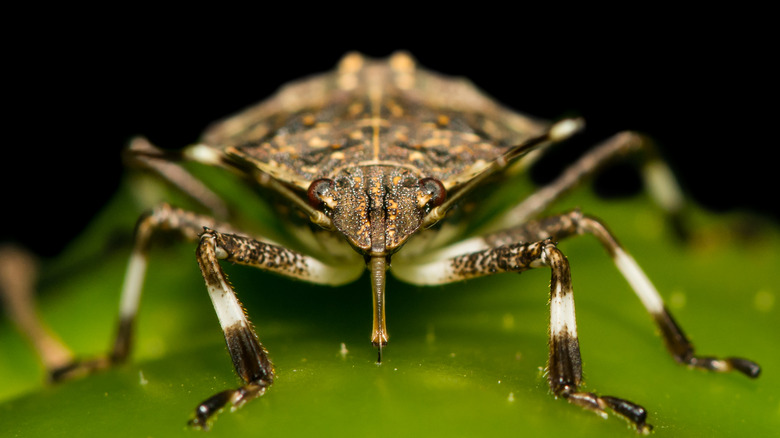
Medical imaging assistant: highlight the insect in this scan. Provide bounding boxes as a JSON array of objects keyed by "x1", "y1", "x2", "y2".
[{"x1": 1, "y1": 51, "x2": 760, "y2": 433}]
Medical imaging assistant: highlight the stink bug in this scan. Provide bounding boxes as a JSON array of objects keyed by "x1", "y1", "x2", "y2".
[{"x1": 0, "y1": 51, "x2": 762, "y2": 434}]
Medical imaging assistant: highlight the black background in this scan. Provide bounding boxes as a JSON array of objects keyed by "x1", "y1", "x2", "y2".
[{"x1": 3, "y1": 10, "x2": 776, "y2": 258}]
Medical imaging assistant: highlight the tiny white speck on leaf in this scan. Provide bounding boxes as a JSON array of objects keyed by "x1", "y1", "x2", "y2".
[{"x1": 339, "y1": 342, "x2": 349, "y2": 358}]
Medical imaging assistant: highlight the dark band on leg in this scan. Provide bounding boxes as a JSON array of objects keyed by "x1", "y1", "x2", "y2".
[
  {"x1": 654, "y1": 307, "x2": 760, "y2": 378},
  {"x1": 225, "y1": 323, "x2": 274, "y2": 385},
  {"x1": 109, "y1": 316, "x2": 134, "y2": 364},
  {"x1": 548, "y1": 332, "x2": 583, "y2": 395}
]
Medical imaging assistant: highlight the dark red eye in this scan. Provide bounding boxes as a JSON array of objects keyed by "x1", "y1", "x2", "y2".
[
  {"x1": 419, "y1": 177, "x2": 446, "y2": 207},
  {"x1": 307, "y1": 178, "x2": 335, "y2": 208}
]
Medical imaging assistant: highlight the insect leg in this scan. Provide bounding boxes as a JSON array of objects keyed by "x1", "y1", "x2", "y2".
[
  {"x1": 190, "y1": 228, "x2": 362, "y2": 427},
  {"x1": 492, "y1": 210, "x2": 759, "y2": 377},
  {"x1": 429, "y1": 210, "x2": 761, "y2": 377},
  {"x1": 47, "y1": 204, "x2": 239, "y2": 381},
  {"x1": 0, "y1": 245, "x2": 74, "y2": 376},
  {"x1": 394, "y1": 237, "x2": 651, "y2": 433},
  {"x1": 479, "y1": 132, "x2": 685, "y2": 236},
  {"x1": 124, "y1": 137, "x2": 230, "y2": 219},
  {"x1": 569, "y1": 211, "x2": 761, "y2": 377}
]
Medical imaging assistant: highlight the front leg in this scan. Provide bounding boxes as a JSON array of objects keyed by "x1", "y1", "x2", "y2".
[
  {"x1": 191, "y1": 227, "x2": 363, "y2": 428},
  {"x1": 394, "y1": 238, "x2": 651, "y2": 433},
  {"x1": 190, "y1": 229, "x2": 273, "y2": 429},
  {"x1": 543, "y1": 243, "x2": 651, "y2": 433},
  {"x1": 46, "y1": 203, "x2": 362, "y2": 427},
  {"x1": 396, "y1": 210, "x2": 761, "y2": 432}
]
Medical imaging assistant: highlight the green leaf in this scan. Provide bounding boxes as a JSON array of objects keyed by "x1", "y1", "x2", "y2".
[{"x1": 2, "y1": 177, "x2": 778, "y2": 438}]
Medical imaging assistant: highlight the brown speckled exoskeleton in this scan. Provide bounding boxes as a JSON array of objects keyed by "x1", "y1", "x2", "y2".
[{"x1": 5, "y1": 52, "x2": 760, "y2": 432}]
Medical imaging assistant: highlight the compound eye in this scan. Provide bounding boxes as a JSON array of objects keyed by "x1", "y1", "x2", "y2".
[
  {"x1": 307, "y1": 178, "x2": 336, "y2": 209},
  {"x1": 418, "y1": 177, "x2": 446, "y2": 208}
]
